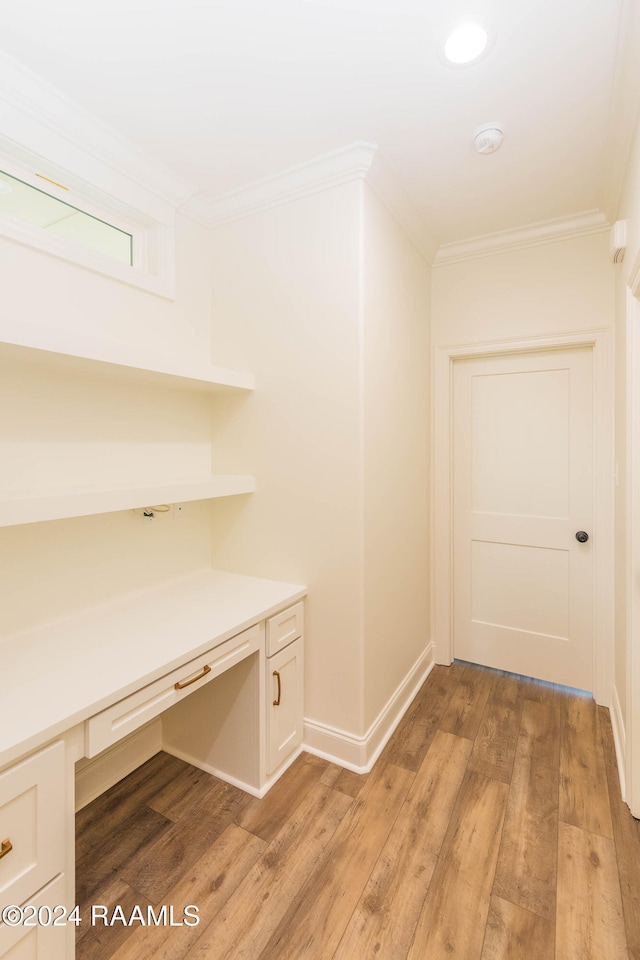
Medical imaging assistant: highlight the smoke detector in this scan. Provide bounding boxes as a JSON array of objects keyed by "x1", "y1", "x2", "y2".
[{"x1": 474, "y1": 124, "x2": 504, "y2": 154}]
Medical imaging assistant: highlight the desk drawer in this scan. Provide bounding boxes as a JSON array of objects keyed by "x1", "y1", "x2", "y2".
[
  {"x1": 85, "y1": 623, "x2": 262, "y2": 758},
  {"x1": 0, "y1": 742, "x2": 65, "y2": 911},
  {"x1": 266, "y1": 602, "x2": 304, "y2": 657}
]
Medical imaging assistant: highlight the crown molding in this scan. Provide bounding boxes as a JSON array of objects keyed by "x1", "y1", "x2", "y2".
[
  {"x1": 0, "y1": 50, "x2": 195, "y2": 216},
  {"x1": 182, "y1": 141, "x2": 437, "y2": 263},
  {"x1": 181, "y1": 141, "x2": 379, "y2": 227},
  {"x1": 433, "y1": 210, "x2": 610, "y2": 266}
]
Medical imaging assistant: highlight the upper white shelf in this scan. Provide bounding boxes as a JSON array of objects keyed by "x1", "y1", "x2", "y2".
[
  {"x1": 0, "y1": 320, "x2": 255, "y2": 392},
  {"x1": 0, "y1": 475, "x2": 256, "y2": 527}
]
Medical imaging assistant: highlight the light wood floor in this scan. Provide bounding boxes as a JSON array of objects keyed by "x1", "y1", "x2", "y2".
[{"x1": 76, "y1": 661, "x2": 640, "y2": 960}]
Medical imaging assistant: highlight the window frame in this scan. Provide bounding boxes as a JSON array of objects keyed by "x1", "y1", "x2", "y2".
[{"x1": 0, "y1": 149, "x2": 176, "y2": 299}]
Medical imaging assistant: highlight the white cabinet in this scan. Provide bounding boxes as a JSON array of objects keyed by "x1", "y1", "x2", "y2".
[
  {"x1": 0, "y1": 874, "x2": 67, "y2": 959},
  {"x1": 0, "y1": 588, "x2": 305, "y2": 960},
  {"x1": 266, "y1": 605, "x2": 304, "y2": 775},
  {"x1": 85, "y1": 622, "x2": 262, "y2": 757},
  {"x1": 0, "y1": 742, "x2": 65, "y2": 910},
  {"x1": 266, "y1": 601, "x2": 304, "y2": 656},
  {"x1": 0, "y1": 288, "x2": 306, "y2": 960},
  {"x1": 0, "y1": 744, "x2": 67, "y2": 960},
  {"x1": 159, "y1": 597, "x2": 305, "y2": 791}
]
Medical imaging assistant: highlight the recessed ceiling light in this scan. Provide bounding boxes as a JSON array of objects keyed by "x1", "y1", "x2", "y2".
[
  {"x1": 444, "y1": 20, "x2": 489, "y2": 65},
  {"x1": 0, "y1": 179, "x2": 13, "y2": 196}
]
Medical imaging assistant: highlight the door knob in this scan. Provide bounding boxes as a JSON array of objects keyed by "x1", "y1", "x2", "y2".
[{"x1": 575, "y1": 531, "x2": 589, "y2": 543}]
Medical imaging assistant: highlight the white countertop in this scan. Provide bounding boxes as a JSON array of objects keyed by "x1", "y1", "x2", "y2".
[{"x1": 0, "y1": 568, "x2": 306, "y2": 768}]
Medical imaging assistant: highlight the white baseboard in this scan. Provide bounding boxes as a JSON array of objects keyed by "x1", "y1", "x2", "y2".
[
  {"x1": 610, "y1": 683, "x2": 627, "y2": 802},
  {"x1": 75, "y1": 719, "x2": 163, "y2": 810},
  {"x1": 303, "y1": 643, "x2": 435, "y2": 773},
  {"x1": 74, "y1": 644, "x2": 435, "y2": 805},
  {"x1": 163, "y1": 743, "x2": 304, "y2": 799}
]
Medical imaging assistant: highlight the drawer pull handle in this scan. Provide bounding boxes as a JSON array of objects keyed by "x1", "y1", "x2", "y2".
[
  {"x1": 273, "y1": 670, "x2": 281, "y2": 706},
  {"x1": 174, "y1": 664, "x2": 211, "y2": 690},
  {"x1": 0, "y1": 838, "x2": 12, "y2": 860}
]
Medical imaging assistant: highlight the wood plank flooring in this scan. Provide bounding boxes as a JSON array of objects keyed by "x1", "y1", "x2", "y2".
[{"x1": 76, "y1": 661, "x2": 640, "y2": 960}]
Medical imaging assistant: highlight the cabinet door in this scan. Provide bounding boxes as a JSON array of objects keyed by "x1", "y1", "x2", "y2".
[
  {"x1": 266, "y1": 638, "x2": 303, "y2": 776},
  {"x1": 0, "y1": 742, "x2": 65, "y2": 911},
  {"x1": 0, "y1": 873, "x2": 67, "y2": 959}
]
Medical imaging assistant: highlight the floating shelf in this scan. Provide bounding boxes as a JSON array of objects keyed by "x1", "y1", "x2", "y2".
[
  {"x1": 0, "y1": 475, "x2": 256, "y2": 527},
  {"x1": 0, "y1": 320, "x2": 255, "y2": 392}
]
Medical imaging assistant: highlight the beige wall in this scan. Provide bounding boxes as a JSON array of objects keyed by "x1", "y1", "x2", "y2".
[
  {"x1": 613, "y1": 110, "x2": 640, "y2": 720},
  {"x1": 208, "y1": 181, "x2": 364, "y2": 734},
  {"x1": 0, "y1": 213, "x2": 216, "y2": 640},
  {"x1": 208, "y1": 179, "x2": 431, "y2": 739},
  {"x1": 362, "y1": 186, "x2": 430, "y2": 730},
  {"x1": 432, "y1": 232, "x2": 613, "y2": 347},
  {"x1": 0, "y1": 503, "x2": 212, "y2": 640},
  {"x1": 0, "y1": 213, "x2": 213, "y2": 360}
]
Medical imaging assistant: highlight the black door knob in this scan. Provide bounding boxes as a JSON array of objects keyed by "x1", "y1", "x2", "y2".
[{"x1": 575, "y1": 531, "x2": 589, "y2": 543}]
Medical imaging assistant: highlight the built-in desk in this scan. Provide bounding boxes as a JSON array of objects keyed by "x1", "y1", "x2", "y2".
[{"x1": 0, "y1": 569, "x2": 306, "y2": 959}]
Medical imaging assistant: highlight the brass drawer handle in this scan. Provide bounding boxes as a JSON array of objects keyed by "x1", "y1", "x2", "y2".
[
  {"x1": 273, "y1": 670, "x2": 281, "y2": 706},
  {"x1": 0, "y1": 838, "x2": 12, "y2": 860},
  {"x1": 174, "y1": 664, "x2": 211, "y2": 690}
]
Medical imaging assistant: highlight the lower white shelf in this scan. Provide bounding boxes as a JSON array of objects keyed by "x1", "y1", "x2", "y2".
[{"x1": 0, "y1": 475, "x2": 255, "y2": 527}]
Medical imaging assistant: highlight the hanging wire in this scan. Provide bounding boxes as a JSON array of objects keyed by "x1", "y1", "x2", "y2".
[{"x1": 132, "y1": 504, "x2": 171, "y2": 517}]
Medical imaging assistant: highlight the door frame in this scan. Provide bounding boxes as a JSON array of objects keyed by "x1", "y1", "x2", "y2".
[
  {"x1": 432, "y1": 329, "x2": 614, "y2": 707},
  {"x1": 625, "y1": 260, "x2": 640, "y2": 815}
]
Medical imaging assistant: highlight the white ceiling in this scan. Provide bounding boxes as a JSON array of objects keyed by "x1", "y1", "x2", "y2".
[{"x1": 0, "y1": 0, "x2": 637, "y2": 247}]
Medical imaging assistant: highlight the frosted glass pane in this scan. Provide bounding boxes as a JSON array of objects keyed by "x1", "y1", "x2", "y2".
[{"x1": 0, "y1": 169, "x2": 132, "y2": 265}]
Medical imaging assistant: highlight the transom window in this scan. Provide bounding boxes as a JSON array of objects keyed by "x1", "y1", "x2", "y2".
[
  {"x1": 0, "y1": 168, "x2": 133, "y2": 266},
  {"x1": 0, "y1": 150, "x2": 175, "y2": 299}
]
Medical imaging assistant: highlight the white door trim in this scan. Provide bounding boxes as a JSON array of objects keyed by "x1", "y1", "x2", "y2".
[
  {"x1": 432, "y1": 329, "x2": 614, "y2": 706},
  {"x1": 625, "y1": 261, "x2": 640, "y2": 814}
]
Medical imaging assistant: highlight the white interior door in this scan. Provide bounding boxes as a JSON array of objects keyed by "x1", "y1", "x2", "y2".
[{"x1": 453, "y1": 347, "x2": 593, "y2": 690}]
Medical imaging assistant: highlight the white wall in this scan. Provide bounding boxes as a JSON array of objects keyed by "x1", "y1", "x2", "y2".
[
  {"x1": 431, "y1": 232, "x2": 613, "y2": 347},
  {"x1": 362, "y1": 186, "x2": 430, "y2": 731},
  {"x1": 208, "y1": 181, "x2": 364, "y2": 735},
  {"x1": 613, "y1": 109, "x2": 640, "y2": 731},
  {"x1": 0, "y1": 504, "x2": 212, "y2": 640},
  {"x1": 0, "y1": 212, "x2": 212, "y2": 360},
  {"x1": 208, "y1": 179, "x2": 431, "y2": 743},
  {"x1": 0, "y1": 213, "x2": 217, "y2": 641}
]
